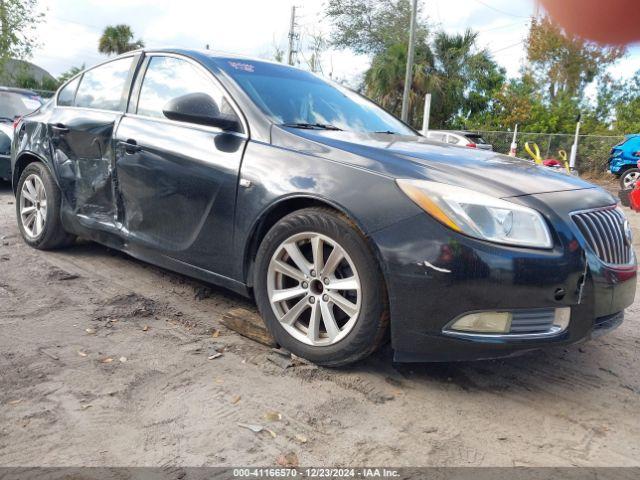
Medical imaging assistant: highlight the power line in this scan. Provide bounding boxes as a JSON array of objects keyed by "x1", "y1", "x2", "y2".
[
  {"x1": 472, "y1": 0, "x2": 530, "y2": 18},
  {"x1": 490, "y1": 39, "x2": 524, "y2": 55}
]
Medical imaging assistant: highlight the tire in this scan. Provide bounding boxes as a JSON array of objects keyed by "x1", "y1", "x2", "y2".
[
  {"x1": 254, "y1": 207, "x2": 389, "y2": 367},
  {"x1": 15, "y1": 162, "x2": 75, "y2": 250},
  {"x1": 620, "y1": 168, "x2": 640, "y2": 190}
]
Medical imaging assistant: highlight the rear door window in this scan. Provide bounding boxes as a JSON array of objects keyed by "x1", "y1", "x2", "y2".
[
  {"x1": 447, "y1": 135, "x2": 460, "y2": 144},
  {"x1": 75, "y1": 57, "x2": 133, "y2": 111}
]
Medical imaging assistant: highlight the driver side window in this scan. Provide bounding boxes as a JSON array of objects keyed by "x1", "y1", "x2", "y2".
[{"x1": 137, "y1": 56, "x2": 236, "y2": 122}]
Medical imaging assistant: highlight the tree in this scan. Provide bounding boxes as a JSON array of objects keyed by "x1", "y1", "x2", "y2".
[
  {"x1": 613, "y1": 72, "x2": 640, "y2": 134},
  {"x1": 364, "y1": 42, "x2": 437, "y2": 125},
  {"x1": 326, "y1": 0, "x2": 428, "y2": 55},
  {"x1": 98, "y1": 25, "x2": 144, "y2": 56},
  {"x1": 57, "y1": 64, "x2": 85, "y2": 84},
  {"x1": 525, "y1": 15, "x2": 625, "y2": 101},
  {"x1": 430, "y1": 30, "x2": 505, "y2": 128},
  {"x1": 0, "y1": 0, "x2": 43, "y2": 61}
]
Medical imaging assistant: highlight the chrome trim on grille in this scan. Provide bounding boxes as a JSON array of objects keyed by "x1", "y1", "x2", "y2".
[{"x1": 571, "y1": 206, "x2": 633, "y2": 266}]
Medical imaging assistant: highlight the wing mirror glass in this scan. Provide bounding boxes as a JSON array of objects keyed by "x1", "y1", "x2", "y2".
[{"x1": 162, "y1": 92, "x2": 241, "y2": 132}]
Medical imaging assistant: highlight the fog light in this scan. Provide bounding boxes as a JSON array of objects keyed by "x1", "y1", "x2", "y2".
[
  {"x1": 554, "y1": 307, "x2": 571, "y2": 330},
  {"x1": 450, "y1": 312, "x2": 512, "y2": 333}
]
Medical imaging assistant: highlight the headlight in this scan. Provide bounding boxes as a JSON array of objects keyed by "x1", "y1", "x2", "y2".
[{"x1": 396, "y1": 179, "x2": 553, "y2": 248}]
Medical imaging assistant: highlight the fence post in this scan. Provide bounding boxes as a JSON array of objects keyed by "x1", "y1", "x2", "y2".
[{"x1": 421, "y1": 94, "x2": 431, "y2": 135}]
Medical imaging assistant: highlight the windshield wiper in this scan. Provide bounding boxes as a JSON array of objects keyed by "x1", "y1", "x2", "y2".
[
  {"x1": 282, "y1": 122, "x2": 343, "y2": 131},
  {"x1": 372, "y1": 130, "x2": 398, "y2": 134},
  {"x1": 0, "y1": 116, "x2": 15, "y2": 123}
]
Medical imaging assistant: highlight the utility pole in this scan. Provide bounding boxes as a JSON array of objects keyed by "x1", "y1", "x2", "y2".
[
  {"x1": 287, "y1": 6, "x2": 298, "y2": 66},
  {"x1": 401, "y1": 0, "x2": 418, "y2": 123}
]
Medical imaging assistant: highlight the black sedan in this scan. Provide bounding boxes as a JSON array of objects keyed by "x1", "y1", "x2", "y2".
[{"x1": 10, "y1": 49, "x2": 636, "y2": 365}]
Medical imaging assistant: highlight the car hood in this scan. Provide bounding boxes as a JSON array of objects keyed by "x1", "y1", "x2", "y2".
[{"x1": 274, "y1": 128, "x2": 604, "y2": 199}]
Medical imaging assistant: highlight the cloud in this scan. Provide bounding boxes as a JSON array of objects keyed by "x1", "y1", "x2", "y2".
[{"x1": 29, "y1": 0, "x2": 639, "y2": 85}]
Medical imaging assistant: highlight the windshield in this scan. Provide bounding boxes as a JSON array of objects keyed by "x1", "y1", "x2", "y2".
[
  {"x1": 217, "y1": 59, "x2": 415, "y2": 135},
  {"x1": 0, "y1": 92, "x2": 43, "y2": 120}
]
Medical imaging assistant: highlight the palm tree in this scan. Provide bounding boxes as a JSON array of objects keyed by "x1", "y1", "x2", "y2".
[
  {"x1": 98, "y1": 25, "x2": 144, "y2": 56},
  {"x1": 364, "y1": 42, "x2": 438, "y2": 126}
]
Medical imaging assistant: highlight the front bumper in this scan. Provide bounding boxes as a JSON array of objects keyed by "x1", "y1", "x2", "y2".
[{"x1": 372, "y1": 188, "x2": 637, "y2": 362}]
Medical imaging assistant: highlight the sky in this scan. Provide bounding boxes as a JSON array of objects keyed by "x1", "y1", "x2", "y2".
[{"x1": 30, "y1": 0, "x2": 640, "y2": 85}]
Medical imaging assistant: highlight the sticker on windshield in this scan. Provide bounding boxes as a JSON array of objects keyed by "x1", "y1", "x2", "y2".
[{"x1": 228, "y1": 61, "x2": 255, "y2": 73}]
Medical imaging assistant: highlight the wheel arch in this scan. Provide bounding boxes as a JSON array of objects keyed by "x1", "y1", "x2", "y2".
[
  {"x1": 243, "y1": 194, "x2": 389, "y2": 293},
  {"x1": 12, "y1": 151, "x2": 51, "y2": 193}
]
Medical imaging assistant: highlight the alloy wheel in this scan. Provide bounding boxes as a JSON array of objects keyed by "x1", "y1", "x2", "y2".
[
  {"x1": 20, "y1": 174, "x2": 48, "y2": 239},
  {"x1": 267, "y1": 232, "x2": 362, "y2": 346},
  {"x1": 623, "y1": 171, "x2": 640, "y2": 189}
]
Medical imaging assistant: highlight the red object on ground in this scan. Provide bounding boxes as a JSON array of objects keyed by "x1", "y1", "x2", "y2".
[
  {"x1": 543, "y1": 159, "x2": 561, "y2": 167},
  {"x1": 629, "y1": 186, "x2": 640, "y2": 212}
]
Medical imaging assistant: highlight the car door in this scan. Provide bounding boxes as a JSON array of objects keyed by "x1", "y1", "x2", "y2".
[
  {"x1": 48, "y1": 56, "x2": 138, "y2": 229},
  {"x1": 114, "y1": 54, "x2": 247, "y2": 276}
]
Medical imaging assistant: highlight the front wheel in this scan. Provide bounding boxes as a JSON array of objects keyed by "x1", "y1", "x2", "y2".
[
  {"x1": 620, "y1": 168, "x2": 640, "y2": 190},
  {"x1": 254, "y1": 208, "x2": 388, "y2": 367}
]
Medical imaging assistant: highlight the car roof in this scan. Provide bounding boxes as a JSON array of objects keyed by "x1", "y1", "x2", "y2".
[
  {"x1": 428, "y1": 130, "x2": 484, "y2": 136},
  {"x1": 0, "y1": 86, "x2": 40, "y2": 96}
]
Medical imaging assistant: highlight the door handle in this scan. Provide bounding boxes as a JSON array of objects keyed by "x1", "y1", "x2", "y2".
[
  {"x1": 51, "y1": 123, "x2": 69, "y2": 134},
  {"x1": 121, "y1": 139, "x2": 141, "y2": 154}
]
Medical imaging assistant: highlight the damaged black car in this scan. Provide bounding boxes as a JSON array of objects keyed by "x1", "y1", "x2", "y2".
[{"x1": 10, "y1": 49, "x2": 637, "y2": 366}]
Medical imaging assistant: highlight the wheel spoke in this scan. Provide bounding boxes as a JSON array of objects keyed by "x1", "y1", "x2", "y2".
[
  {"x1": 320, "y1": 301, "x2": 340, "y2": 340},
  {"x1": 21, "y1": 206, "x2": 36, "y2": 216},
  {"x1": 308, "y1": 302, "x2": 321, "y2": 342},
  {"x1": 284, "y1": 242, "x2": 311, "y2": 276},
  {"x1": 25, "y1": 179, "x2": 37, "y2": 198},
  {"x1": 24, "y1": 211, "x2": 36, "y2": 230},
  {"x1": 35, "y1": 211, "x2": 44, "y2": 236},
  {"x1": 273, "y1": 259, "x2": 306, "y2": 283},
  {"x1": 326, "y1": 276, "x2": 359, "y2": 291},
  {"x1": 328, "y1": 291, "x2": 358, "y2": 317},
  {"x1": 271, "y1": 286, "x2": 306, "y2": 303},
  {"x1": 279, "y1": 296, "x2": 309, "y2": 325},
  {"x1": 311, "y1": 235, "x2": 324, "y2": 273},
  {"x1": 22, "y1": 189, "x2": 36, "y2": 204},
  {"x1": 322, "y1": 246, "x2": 344, "y2": 276}
]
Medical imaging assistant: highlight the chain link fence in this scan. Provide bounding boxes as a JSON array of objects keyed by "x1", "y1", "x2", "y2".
[{"x1": 470, "y1": 130, "x2": 624, "y2": 174}]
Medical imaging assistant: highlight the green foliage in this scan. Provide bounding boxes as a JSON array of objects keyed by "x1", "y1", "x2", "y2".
[
  {"x1": 98, "y1": 25, "x2": 144, "y2": 56},
  {"x1": 326, "y1": 0, "x2": 428, "y2": 55},
  {"x1": 57, "y1": 64, "x2": 85, "y2": 84},
  {"x1": 0, "y1": 0, "x2": 43, "y2": 62},
  {"x1": 525, "y1": 16, "x2": 625, "y2": 102},
  {"x1": 613, "y1": 72, "x2": 640, "y2": 134}
]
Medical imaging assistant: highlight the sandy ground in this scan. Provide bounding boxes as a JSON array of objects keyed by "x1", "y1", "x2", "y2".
[{"x1": 0, "y1": 179, "x2": 639, "y2": 468}]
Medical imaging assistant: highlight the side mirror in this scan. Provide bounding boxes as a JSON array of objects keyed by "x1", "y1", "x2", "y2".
[{"x1": 162, "y1": 92, "x2": 241, "y2": 132}]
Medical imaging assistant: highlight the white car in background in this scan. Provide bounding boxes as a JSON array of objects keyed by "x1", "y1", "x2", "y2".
[{"x1": 426, "y1": 130, "x2": 493, "y2": 151}]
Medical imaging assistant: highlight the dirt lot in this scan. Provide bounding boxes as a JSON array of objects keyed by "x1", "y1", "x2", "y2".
[{"x1": 1, "y1": 179, "x2": 639, "y2": 467}]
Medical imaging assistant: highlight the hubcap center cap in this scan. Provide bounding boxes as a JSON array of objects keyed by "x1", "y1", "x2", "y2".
[{"x1": 310, "y1": 279, "x2": 324, "y2": 295}]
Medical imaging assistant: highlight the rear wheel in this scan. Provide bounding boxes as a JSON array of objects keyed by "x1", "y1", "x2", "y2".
[
  {"x1": 620, "y1": 168, "x2": 640, "y2": 190},
  {"x1": 16, "y1": 162, "x2": 75, "y2": 250},
  {"x1": 254, "y1": 208, "x2": 388, "y2": 367}
]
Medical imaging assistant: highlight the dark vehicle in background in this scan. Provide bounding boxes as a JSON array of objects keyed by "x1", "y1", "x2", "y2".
[
  {"x1": 10, "y1": 49, "x2": 636, "y2": 366},
  {"x1": 0, "y1": 87, "x2": 43, "y2": 181},
  {"x1": 426, "y1": 129, "x2": 493, "y2": 151},
  {"x1": 609, "y1": 134, "x2": 640, "y2": 189}
]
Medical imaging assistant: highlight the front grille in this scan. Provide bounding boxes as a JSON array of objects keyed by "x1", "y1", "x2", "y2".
[
  {"x1": 572, "y1": 207, "x2": 631, "y2": 265},
  {"x1": 509, "y1": 309, "x2": 555, "y2": 333}
]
